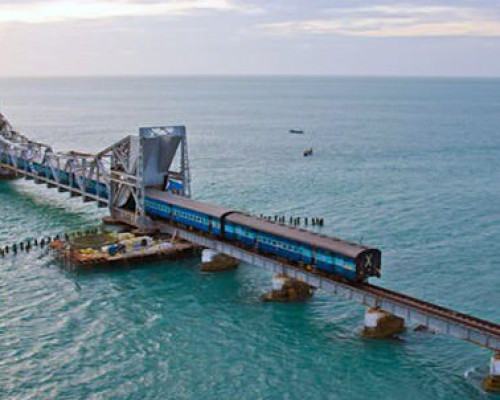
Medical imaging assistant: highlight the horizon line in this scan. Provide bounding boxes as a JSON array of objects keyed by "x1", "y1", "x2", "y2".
[{"x1": 1, "y1": 73, "x2": 500, "y2": 80}]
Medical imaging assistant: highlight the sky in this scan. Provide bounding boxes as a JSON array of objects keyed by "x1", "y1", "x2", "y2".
[{"x1": 0, "y1": 0, "x2": 500, "y2": 77}]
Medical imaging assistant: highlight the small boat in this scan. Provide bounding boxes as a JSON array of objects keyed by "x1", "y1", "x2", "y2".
[
  {"x1": 289, "y1": 129, "x2": 304, "y2": 134},
  {"x1": 303, "y1": 148, "x2": 313, "y2": 157}
]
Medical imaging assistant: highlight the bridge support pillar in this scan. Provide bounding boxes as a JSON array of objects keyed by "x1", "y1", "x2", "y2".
[
  {"x1": 362, "y1": 308, "x2": 405, "y2": 338},
  {"x1": 0, "y1": 168, "x2": 18, "y2": 180},
  {"x1": 262, "y1": 274, "x2": 315, "y2": 302},
  {"x1": 483, "y1": 353, "x2": 500, "y2": 392},
  {"x1": 200, "y1": 249, "x2": 239, "y2": 272}
]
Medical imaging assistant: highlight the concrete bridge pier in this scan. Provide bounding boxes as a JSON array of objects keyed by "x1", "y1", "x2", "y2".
[
  {"x1": 484, "y1": 353, "x2": 500, "y2": 392},
  {"x1": 362, "y1": 308, "x2": 405, "y2": 338},
  {"x1": 262, "y1": 274, "x2": 315, "y2": 302},
  {"x1": 0, "y1": 167, "x2": 18, "y2": 180},
  {"x1": 200, "y1": 249, "x2": 239, "y2": 272}
]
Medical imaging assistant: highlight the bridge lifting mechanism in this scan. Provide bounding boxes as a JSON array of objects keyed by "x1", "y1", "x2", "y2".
[
  {"x1": 0, "y1": 112, "x2": 191, "y2": 228},
  {"x1": 1, "y1": 111, "x2": 499, "y2": 391}
]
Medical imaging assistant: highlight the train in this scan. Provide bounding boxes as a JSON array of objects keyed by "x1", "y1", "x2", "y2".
[{"x1": 145, "y1": 189, "x2": 381, "y2": 282}]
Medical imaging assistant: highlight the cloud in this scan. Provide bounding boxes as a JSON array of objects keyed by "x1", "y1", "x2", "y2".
[
  {"x1": 0, "y1": 0, "x2": 259, "y2": 24},
  {"x1": 261, "y1": 5, "x2": 500, "y2": 37}
]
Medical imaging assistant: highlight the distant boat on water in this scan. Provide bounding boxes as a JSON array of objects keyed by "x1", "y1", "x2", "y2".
[
  {"x1": 303, "y1": 148, "x2": 313, "y2": 157},
  {"x1": 289, "y1": 129, "x2": 304, "y2": 134}
]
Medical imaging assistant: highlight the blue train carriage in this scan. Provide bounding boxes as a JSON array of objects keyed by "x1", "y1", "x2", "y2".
[
  {"x1": 224, "y1": 213, "x2": 381, "y2": 282},
  {"x1": 145, "y1": 189, "x2": 229, "y2": 235},
  {"x1": 144, "y1": 190, "x2": 381, "y2": 282}
]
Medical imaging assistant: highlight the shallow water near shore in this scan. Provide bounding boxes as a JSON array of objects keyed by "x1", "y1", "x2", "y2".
[{"x1": 1, "y1": 76, "x2": 499, "y2": 399}]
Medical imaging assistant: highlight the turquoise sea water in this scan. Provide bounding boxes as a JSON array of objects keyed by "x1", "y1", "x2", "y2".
[{"x1": 0, "y1": 77, "x2": 499, "y2": 399}]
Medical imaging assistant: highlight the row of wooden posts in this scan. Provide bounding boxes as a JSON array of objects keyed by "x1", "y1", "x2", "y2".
[
  {"x1": 0, "y1": 227, "x2": 101, "y2": 257},
  {"x1": 259, "y1": 215, "x2": 325, "y2": 227}
]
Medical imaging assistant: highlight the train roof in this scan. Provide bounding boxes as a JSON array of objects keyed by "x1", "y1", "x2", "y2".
[
  {"x1": 226, "y1": 212, "x2": 371, "y2": 258},
  {"x1": 146, "y1": 189, "x2": 233, "y2": 218}
]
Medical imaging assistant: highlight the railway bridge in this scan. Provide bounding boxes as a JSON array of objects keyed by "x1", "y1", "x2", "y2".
[{"x1": 1, "y1": 112, "x2": 499, "y2": 391}]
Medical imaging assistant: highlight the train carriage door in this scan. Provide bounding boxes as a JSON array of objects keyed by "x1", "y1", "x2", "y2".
[
  {"x1": 208, "y1": 217, "x2": 213, "y2": 234},
  {"x1": 358, "y1": 250, "x2": 381, "y2": 278},
  {"x1": 311, "y1": 245, "x2": 317, "y2": 267}
]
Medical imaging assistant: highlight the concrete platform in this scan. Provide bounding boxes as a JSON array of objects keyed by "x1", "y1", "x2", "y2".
[{"x1": 52, "y1": 231, "x2": 199, "y2": 268}]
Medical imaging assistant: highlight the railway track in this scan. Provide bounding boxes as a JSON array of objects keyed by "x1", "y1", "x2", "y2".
[{"x1": 361, "y1": 283, "x2": 500, "y2": 338}]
